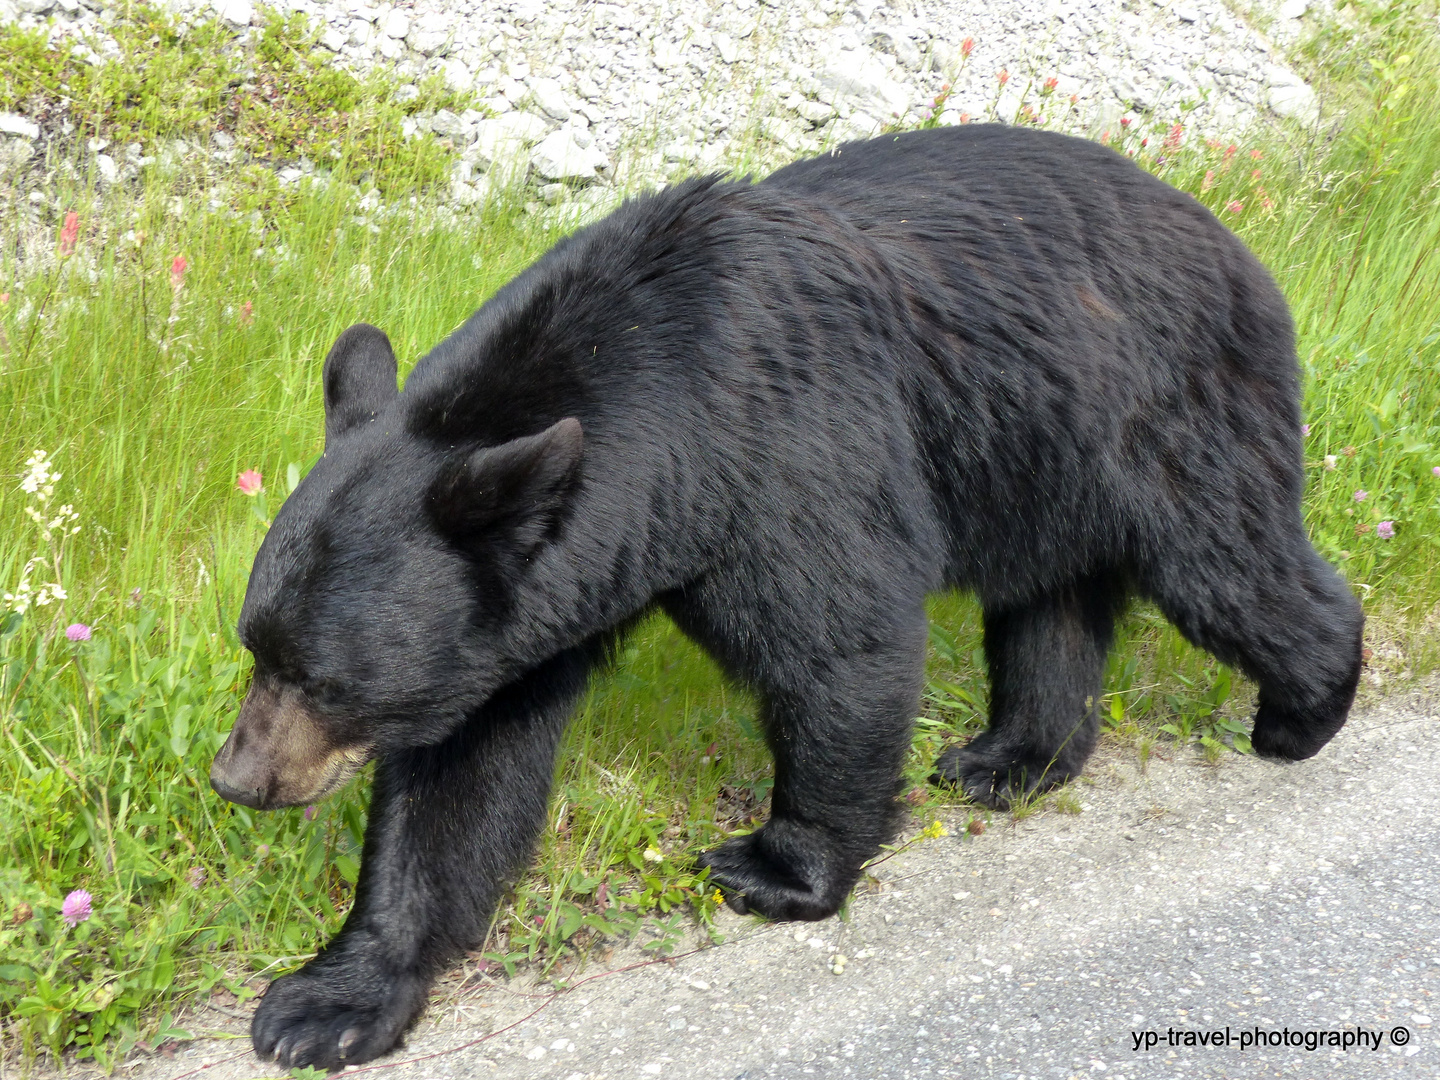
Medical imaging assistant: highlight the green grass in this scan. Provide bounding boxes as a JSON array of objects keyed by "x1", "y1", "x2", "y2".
[{"x1": 2, "y1": 3, "x2": 1439, "y2": 1068}]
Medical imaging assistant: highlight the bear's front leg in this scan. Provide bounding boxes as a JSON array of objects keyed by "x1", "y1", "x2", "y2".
[{"x1": 250, "y1": 652, "x2": 589, "y2": 1069}]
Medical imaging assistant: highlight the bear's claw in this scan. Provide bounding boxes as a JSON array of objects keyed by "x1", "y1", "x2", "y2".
[{"x1": 251, "y1": 963, "x2": 425, "y2": 1070}]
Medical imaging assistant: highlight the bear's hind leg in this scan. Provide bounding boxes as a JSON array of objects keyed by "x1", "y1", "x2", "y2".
[
  {"x1": 932, "y1": 575, "x2": 1123, "y2": 809},
  {"x1": 1145, "y1": 539, "x2": 1362, "y2": 762}
]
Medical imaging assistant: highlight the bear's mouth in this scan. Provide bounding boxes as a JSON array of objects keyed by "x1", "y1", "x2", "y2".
[{"x1": 304, "y1": 745, "x2": 373, "y2": 804}]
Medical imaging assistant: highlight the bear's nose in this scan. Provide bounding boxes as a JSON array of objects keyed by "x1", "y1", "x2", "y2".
[{"x1": 210, "y1": 769, "x2": 266, "y2": 809}]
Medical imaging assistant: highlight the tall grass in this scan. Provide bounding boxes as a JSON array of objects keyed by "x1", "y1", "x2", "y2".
[{"x1": 2, "y1": 14, "x2": 1439, "y2": 1069}]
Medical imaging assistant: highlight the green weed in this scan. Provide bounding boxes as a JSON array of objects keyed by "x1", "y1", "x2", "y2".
[{"x1": 0, "y1": 3, "x2": 472, "y2": 202}]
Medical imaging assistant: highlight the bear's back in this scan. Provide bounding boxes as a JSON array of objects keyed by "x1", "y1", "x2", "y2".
[{"x1": 396, "y1": 127, "x2": 1302, "y2": 601}]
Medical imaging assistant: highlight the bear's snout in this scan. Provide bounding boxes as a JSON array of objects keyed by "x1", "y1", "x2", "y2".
[
  {"x1": 209, "y1": 762, "x2": 266, "y2": 808},
  {"x1": 210, "y1": 681, "x2": 369, "y2": 810},
  {"x1": 209, "y1": 719, "x2": 279, "y2": 808}
]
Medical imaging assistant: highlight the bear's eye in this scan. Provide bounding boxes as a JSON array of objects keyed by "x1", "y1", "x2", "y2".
[{"x1": 304, "y1": 676, "x2": 348, "y2": 706}]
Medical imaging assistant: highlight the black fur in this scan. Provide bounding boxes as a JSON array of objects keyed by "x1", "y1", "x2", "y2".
[{"x1": 225, "y1": 125, "x2": 1362, "y2": 1068}]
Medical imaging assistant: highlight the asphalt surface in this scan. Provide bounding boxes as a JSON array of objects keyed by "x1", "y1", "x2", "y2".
[{"x1": 124, "y1": 677, "x2": 1438, "y2": 1080}]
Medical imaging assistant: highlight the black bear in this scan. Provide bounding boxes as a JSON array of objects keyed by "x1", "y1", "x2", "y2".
[{"x1": 210, "y1": 124, "x2": 1362, "y2": 1068}]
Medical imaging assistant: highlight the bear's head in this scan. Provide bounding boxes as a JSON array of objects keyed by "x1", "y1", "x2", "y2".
[{"x1": 210, "y1": 324, "x2": 583, "y2": 810}]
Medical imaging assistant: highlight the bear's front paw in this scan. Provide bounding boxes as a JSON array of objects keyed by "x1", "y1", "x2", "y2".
[
  {"x1": 251, "y1": 960, "x2": 427, "y2": 1070},
  {"x1": 698, "y1": 824, "x2": 855, "y2": 922},
  {"x1": 930, "y1": 743, "x2": 1070, "y2": 810}
]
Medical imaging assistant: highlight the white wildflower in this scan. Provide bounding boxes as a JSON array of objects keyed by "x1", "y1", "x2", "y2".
[
  {"x1": 19, "y1": 450, "x2": 59, "y2": 501},
  {"x1": 32, "y1": 582, "x2": 66, "y2": 606},
  {"x1": 7, "y1": 452, "x2": 80, "y2": 616}
]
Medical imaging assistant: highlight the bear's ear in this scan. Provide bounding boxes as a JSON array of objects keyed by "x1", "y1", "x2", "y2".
[
  {"x1": 323, "y1": 324, "x2": 399, "y2": 444},
  {"x1": 430, "y1": 418, "x2": 584, "y2": 561}
]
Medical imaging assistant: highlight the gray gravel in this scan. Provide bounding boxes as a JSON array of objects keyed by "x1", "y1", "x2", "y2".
[
  {"x1": 129, "y1": 676, "x2": 1439, "y2": 1080},
  {"x1": 2, "y1": 0, "x2": 1333, "y2": 208}
]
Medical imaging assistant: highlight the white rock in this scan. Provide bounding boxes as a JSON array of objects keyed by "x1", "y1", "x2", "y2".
[
  {"x1": 451, "y1": 179, "x2": 480, "y2": 205},
  {"x1": 319, "y1": 27, "x2": 345, "y2": 51},
  {"x1": 428, "y1": 109, "x2": 466, "y2": 137},
  {"x1": 870, "y1": 29, "x2": 922, "y2": 71},
  {"x1": 651, "y1": 38, "x2": 682, "y2": 71},
  {"x1": 1264, "y1": 64, "x2": 1304, "y2": 89},
  {"x1": 408, "y1": 29, "x2": 449, "y2": 56},
  {"x1": 0, "y1": 112, "x2": 41, "y2": 140},
  {"x1": 494, "y1": 111, "x2": 550, "y2": 144},
  {"x1": 927, "y1": 39, "x2": 956, "y2": 74},
  {"x1": 95, "y1": 153, "x2": 118, "y2": 184},
  {"x1": 438, "y1": 57, "x2": 471, "y2": 93},
  {"x1": 1154, "y1": 65, "x2": 1197, "y2": 96},
  {"x1": 210, "y1": 0, "x2": 251, "y2": 27},
  {"x1": 713, "y1": 31, "x2": 738, "y2": 64},
  {"x1": 661, "y1": 138, "x2": 700, "y2": 163},
  {"x1": 943, "y1": 92, "x2": 990, "y2": 120},
  {"x1": 530, "y1": 128, "x2": 608, "y2": 183},
  {"x1": 499, "y1": 78, "x2": 529, "y2": 105},
  {"x1": 451, "y1": 176, "x2": 494, "y2": 206},
  {"x1": 793, "y1": 98, "x2": 837, "y2": 126},
  {"x1": 1111, "y1": 73, "x2": 1154, "y2": 110},
  {"x1": 1268, "y1": 81, "x2": 1317, "y2": 124},
  {"x1": 838, "y1": 110, "x2": 884, "y2": 140},
  {"x1": 996, "y1": 89, "x2": 1027, "y2": 121},
  {"x1": 1052, "y1": 73, "x2": 1085, "y2": 98},
  {"x1": 528, "y1": 77, "x2": 571, "y2": 121},
  {"x1": 819, "y1": 48, "x2": 912, "y2": 121},
  {"x1": 760, "y1": 116, "x2": 806, "y2": 151},
  {"x1": 1278, "y1": 0, "x2": 1307, "y2": 19},
  {"x1": 469, "y1": 111, "x2": 550, "y2": 169},
  {"x1": 382, "y1": 9, "x2": 409, "y2": 40},
  {"x1": 0, "y1": 139, "x2": 35, "y2": 172}
]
